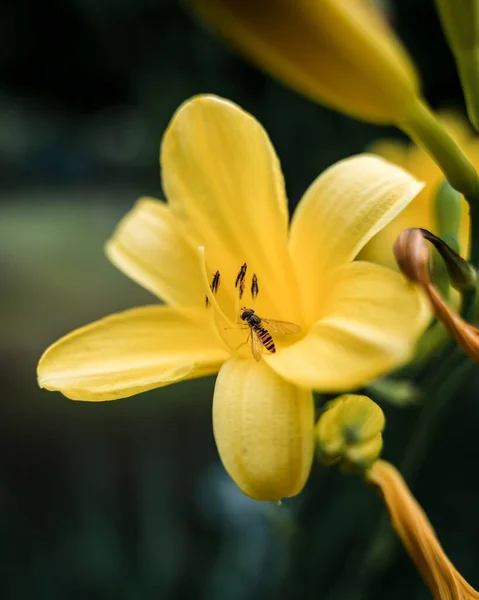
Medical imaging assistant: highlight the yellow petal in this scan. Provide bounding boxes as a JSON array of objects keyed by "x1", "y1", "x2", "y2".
[
  {"x1": 38, "y1": 306, "x2": 229, "y2": 401},
  {"x1": 213, "y1": 357, "x2": 314, "y2": 501},
  {"x1": 190, "y1": 0, "x2": 419, "y2": 124},
  {"x1": 105, "y1": 197, "x2": 204, "y2": 306},
  {"x1": 266, "y1": 262, "x2": 428, "y2": 391},
  {"x1": 289, "y1": 155, "x2": 424, "y2": 323},
  {"x1": 161, "y1": 94, "x2": 301, "y2": 322}
]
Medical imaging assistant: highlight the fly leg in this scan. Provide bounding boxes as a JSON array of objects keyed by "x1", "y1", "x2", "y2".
[{"x1": 234, "y1": 331, "x2": 250, "y2": 352}]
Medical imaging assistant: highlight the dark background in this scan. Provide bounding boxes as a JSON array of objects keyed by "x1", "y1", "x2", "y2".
[{"x1": 1, "y1": 0, "x2": 478, "y2": 598}]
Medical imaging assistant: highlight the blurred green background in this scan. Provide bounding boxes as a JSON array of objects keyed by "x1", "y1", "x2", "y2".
[{"x1": 1, "y1": 0, "x2": 479, "y2": 598}]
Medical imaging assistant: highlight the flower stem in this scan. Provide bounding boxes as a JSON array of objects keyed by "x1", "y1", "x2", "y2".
[{"x1": 401, "y1": 100, "x2": 479, "y2": 197}]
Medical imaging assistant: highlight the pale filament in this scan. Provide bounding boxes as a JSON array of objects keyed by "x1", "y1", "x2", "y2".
[{"x1": 198, "y1": 247, "x2": 262, "y2": 357}]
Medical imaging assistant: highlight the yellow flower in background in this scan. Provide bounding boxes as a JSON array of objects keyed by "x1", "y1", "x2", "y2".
[
  {"x1": 189, "y1": 0, "x2": 479, "y2": 198},
  {"x1": 359, "y1": 113, "x2": 475, "y2": 270},
  {"x1": 37, "y1": 95, "x2": 428, "y2": 502},
  {"x1": 190, "y1": 0, "x2": 419, "y2": 125}
]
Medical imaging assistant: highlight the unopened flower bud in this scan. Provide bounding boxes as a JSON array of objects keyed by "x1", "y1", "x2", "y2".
[
  {"x1": 190, "y1": 0, "x2": 420, "y2": 124},
  {"x1": 395, "y1": 228, "x2": 476, "y2": 291},
  {"x1": 425, "y1": 229, "x2": 476, "y2": 291},
  {"x1": 316, "y1": 395, "x2": 385, "y2": 471},
  {"x1": 394, "y1": 228, "x2": 479, "y2": 365},
  {"x1": 190, "y1": 0, "x2": 479, "y2": 197}
]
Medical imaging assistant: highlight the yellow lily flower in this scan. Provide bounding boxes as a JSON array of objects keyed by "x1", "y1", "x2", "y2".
[
  {"x1": 359, "y1": 113, "x2": 475, "y2": 270},
  {"x1": 37, "y1": 95, "x2": 428, "y2": 501}
]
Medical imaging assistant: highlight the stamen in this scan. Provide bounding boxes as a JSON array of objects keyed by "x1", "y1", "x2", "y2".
[
  {"x1": 198, "y1": 247, "x2": 236, "y2": 329},
  {"x1": 212, "y1": 270, "x2": 221, "y2": 294},
  {"x1": 251, "y1": 274, "x2": 259, "y2": 299},
  {"x1": 235, "y1": 263, "x2": 247, "y2": 289},
  {"x1": 206, "y1": 270, "x2": 221, "y2": 307},
  {"x1": 234, "y1": 263, "x2": 247, "y2": 319}
]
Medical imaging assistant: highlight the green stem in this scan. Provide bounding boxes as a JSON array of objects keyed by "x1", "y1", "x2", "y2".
[
  {"x1": 401, "y1": 100, "x2": 479, "y2": 196},
  {"x1": 402, "y1": 101, "x2": 479, "y2": 319},
  {"x1": 455, "y1": 47, "x2": 479, "y2": 133},
  {"x1": 412, "y1": 321, "x2": 450, "y2": 367},
  {"x1": 461, "y1": 189, "x2": 479, "y2": 319},
  {"x1": 434, "y1": 0, "x2": 479, "y2": 131}
]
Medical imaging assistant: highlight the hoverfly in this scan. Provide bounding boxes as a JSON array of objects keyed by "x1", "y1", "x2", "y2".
[{"x1": 240, "y1": 307, "x2": 301, "y2": 361}]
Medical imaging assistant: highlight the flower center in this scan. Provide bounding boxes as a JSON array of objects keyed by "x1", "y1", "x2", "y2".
[{"x1": 198, "y1": 247, "x2": 301, "y2": 361}]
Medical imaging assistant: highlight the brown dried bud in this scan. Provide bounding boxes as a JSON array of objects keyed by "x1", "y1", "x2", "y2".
[
  {"x1": 394, "y1": 228, "x2": 479, "y2": 364},
  {"x1": 394, "y1": 228, "x2": 431, "y2": 285}
]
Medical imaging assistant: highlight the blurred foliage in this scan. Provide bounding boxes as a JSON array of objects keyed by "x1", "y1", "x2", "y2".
[{"x1": 1, "y1": 0, "x2": 479, "y2": 599}]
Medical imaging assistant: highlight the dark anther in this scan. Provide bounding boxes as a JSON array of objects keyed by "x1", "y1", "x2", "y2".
[
  {"x1": 211, "y1": 270, "x2": 221, "y2": 294},
  {"x1": 235, "y1": 263, "x2": 247, "y2": 288},
  {"x1": 206, "y1": 270, "x2": 221, "y2": 307},
  {"x1": 251, "y1": 274, "x2": 259, "y2": 299}
]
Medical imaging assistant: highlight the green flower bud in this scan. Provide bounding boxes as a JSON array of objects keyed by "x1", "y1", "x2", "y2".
[{"x1": 316, "y1": 395, "x2": 385, "y2": 471}]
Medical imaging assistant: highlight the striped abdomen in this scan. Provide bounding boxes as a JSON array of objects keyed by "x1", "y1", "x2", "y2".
[{"x1": 254, "y1": 326, "x2": 276, "y2": 353}]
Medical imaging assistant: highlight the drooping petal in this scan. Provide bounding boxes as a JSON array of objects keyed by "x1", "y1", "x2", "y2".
[
  {"x1": 266, "y1": 262, "x2": 429, "y2": 391},
  {"x1": 367, "y1": 460, "x2": 479, "y2": 599},
  {"x1": 105, "y1": 197, "x2": 204, "y2": 306},
  {"x1": 289, "y1": 155, "x2": 424, "y2": 323},
  {"x1": 38, "y1": 306, "x2": 229, "y2": 401},
  {"x1": 213, "y1": 357, "x2": 314, "y2": 501},
  {"x1": 161, "y1": 94, "x2": 302, "y2": 322}
]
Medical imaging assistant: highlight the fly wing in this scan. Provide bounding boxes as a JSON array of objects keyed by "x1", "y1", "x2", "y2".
[
  {"x1": 260, "y1": 318, "x2": 301, "y2": 335},
  {"x1": 250, "y1": 329, "x2": 264, "y2": 361}
]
